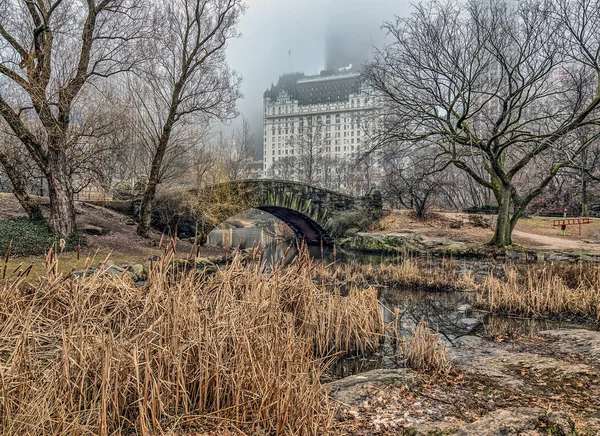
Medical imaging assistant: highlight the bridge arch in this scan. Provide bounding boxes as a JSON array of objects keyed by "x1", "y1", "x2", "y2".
[{"x1": 192, "y1": 180, "x2": 383, "y2": 245}]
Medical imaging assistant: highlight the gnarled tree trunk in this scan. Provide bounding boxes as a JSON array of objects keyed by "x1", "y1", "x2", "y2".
[
  {"x1": 0, "y1": 150, "x2": 43, "y2": 220},
  {"x1": 489, "y1": 185, "x2": 513, "y2": 248},
  {"x1": 46, "y1": 148, "x2": 76, "y2": 237}
]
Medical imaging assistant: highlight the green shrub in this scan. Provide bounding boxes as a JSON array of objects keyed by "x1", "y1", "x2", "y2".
[{"x1": 0, "y1": 218, "x2": 84, "y2": 257}]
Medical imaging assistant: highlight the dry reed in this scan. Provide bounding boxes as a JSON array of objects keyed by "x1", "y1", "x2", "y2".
[
  {"x1": 0, "y1": 248, "x2": 383, "y2": 435},
  {"x1": 399, "y1": 318, "x2": 452, "y2": 375},
  {"x1": 478, "y1": 266, "x2": 600, "y2": 321},
  {"x1": 319, "y1": 257, "x2": 477, "y2": 292}
]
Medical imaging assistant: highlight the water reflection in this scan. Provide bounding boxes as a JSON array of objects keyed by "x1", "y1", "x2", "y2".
[{"x1": 208, "y1": 227, "x2": 402, "y2": 265}]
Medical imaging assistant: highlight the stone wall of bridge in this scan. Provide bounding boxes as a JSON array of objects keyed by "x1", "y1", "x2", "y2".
[{"x1": 193, "y1": 180, "x2": 383, "y2": 245}]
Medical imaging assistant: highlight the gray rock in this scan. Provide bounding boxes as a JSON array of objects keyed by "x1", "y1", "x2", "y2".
[
  {"x1": 80, "y1": 224, "x2": 104, "y2": 236},
  {"x1": 457, "y1": 304, "x2": 472, "y2": 312},
  {"x1": 326, "y1": 369, "x2": 412, "y2": 407},
  {"x1": 539, "y1": 329, "x2": 600, "y2": 363},
  {"x1": 448, "y1": 340, "x2": 594, "y2": 389},
  {"x1": 545, "y1": 252, "x2": 577, "y2": 263},
  {"x1": 453, "y1": 335, "x2": 485, "y2": 348},
  {"x1": 127, "y1": 264, "x2": 146, "y2": 282},
  {"x1": 459, "y1": 317, "x2": 480, "y2": 327},
  {"x1": 453, "y1": 407, "x2": 575, "y2": 435},
  {"x1": 102, "y1": 264, "x2": 125, "y2": 275}
]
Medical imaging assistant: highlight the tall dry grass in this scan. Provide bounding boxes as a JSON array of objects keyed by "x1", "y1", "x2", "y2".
[
  {"x1": 319, "y1": 257, "x2": 476, "y2": 292},
  {"x1": 478, "y1": 265, "x2": 600, "y2": 321},
  {"x1": 0, "y1": 248, "x2": 383, "y2": 435},
  {"x1": 399, "y1": 319, "x2": 452, "y2": 375}
]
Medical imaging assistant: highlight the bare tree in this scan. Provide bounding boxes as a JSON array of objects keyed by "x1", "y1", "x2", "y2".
[
  {"x1": 0, "y1": 0, "x2": 144, "y2": 236},
  {"x1": 381, "y1": 145, "x2": 445, "y2": 219},
  {"x1": 0, "y1": 127, "x2": 42, "y2": 218},
  {"x1": 269, "y1": 155, "x2": 297, "y2": 181},
  {"x1": 289, "y1": 116, "x2": 325, "y2": 186},
  {"x1": 223, "y1": 118, "x2": 255, "y2": 181},
  {"x1": 135, "y1": 0, "x2": 242, "y2": 237},
  {"x1": 364, "y1": 0, "x2": 600, "y2": 247}
]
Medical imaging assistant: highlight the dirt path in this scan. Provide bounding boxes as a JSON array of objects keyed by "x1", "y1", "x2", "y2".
[
  {"x1": 512, "y1": 229, "x2": 600, "y2": 251},
  {"x1": 374, "y1": 210, "x2": 600, "y2": 255}
]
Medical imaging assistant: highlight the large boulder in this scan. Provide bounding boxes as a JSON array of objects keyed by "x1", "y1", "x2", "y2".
[
  {"x1": 326, "y1": 369, "x2": 412, "y2": 407},
  {"x1": 453, "y1": 407, "x2": 576, "y2": 436}
]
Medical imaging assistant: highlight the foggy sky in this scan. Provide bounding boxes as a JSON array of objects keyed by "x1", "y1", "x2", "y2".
[{"x1": 225, "y1": 0, "x2": 411, "y2": 156}]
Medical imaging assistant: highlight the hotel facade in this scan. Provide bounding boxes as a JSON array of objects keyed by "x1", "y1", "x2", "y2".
[{"x1": 262, "y1": 68, "x2": 378, "y2": 176}]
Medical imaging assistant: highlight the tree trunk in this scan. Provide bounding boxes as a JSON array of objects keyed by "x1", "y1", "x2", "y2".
[
  {"x1": 46, "y1": 148, "x2": 76, "y2": 237},
  {"x1": 489, "y1": 187, "x2": 513, "y2": 247},
  {"x1": 0, "y1": 151, "x2": 43, "y2": 220},
  {"x1": 137, "y1": 176, "x2": 158, "y2": 238},
  {"x1": 137, "y1": 134, "x2": 171, "y2": 237},
  {"x1": 581, "y1": 178, "x2": 589, "y2": 217}
]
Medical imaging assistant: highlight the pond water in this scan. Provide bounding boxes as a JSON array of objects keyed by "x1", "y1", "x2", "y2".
[
  {"x1": 208, "y1": 227, "x2": 598, "y2": 379},
  {"x1": 208, "y1": 227, "x2": 401, "y2": 265}
]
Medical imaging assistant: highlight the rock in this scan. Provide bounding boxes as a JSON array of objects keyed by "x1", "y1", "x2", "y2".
[
  {"x1": 101, "y1": 262, "x2": 125, "y2": 275},
  {"x1": 326, "y1": 369, "x2": 412, "y2": 407},
  {"x1": 545, "y1": 252, "x2": 577, "y2": 263},
  {"x1": 453, "y1": 335, "x2": 485, "y2": 348},
  {"x1": 453, "y1": 407, "x2": 576, "y2": 435},
  {"x1": 80, "y1": 224, "x2": 104, "y2": 236},
  {"x1": 125, "y1": 219, "x2": 136, "y2": 226},
  {"x1": 343, "y1": 233, "x2": 426, "y2": 254},
  {"x1": 504, "y1": 249, "x2": 522, "y2": 260},
  {"x1": 448, "y1": 340, "x2": 595, "y2": 389},
  {"x1": 457, "y1": 304, "x2": 472, "y2": 312},
  {"x1": 72, "y1": 262, "x2": 125, "y2": 278},
  {"x1": 459, "y1": 317, "x2": 480, "y2": 327},
  {"x1": 539, "y1": 329, "x2": 600, "y2": 363},
  {"x1": 128, "y1": 264, "x2": 146, "y2": 282}
]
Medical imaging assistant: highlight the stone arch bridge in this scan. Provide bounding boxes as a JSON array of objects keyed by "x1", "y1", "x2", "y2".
[{"x1": 189, "y1": 180, "x2": 383, "y2": 245}]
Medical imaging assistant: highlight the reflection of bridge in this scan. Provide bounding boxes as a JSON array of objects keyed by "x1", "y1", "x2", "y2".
[{"x1": 194, "y1": 180, "x2": 383, "y2": 245}]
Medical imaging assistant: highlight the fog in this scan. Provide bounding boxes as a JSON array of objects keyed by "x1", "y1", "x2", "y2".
[{"x1": 225, "y1": 0, "x2": 411, "y2": 157}]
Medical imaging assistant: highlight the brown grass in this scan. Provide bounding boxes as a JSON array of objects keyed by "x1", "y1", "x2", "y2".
[
  {"x1": 399, "y1": 319, "x2": 452, "y2": 375},
  {"x1": 477, "y1": 264, "x2": 600, "y2": 321},
  {"x1": 0, "y1": 248, "x2": 383, "y2": 435},
  {"x1": 319, "y1": 257, "x2": 477, "y2": 292}
]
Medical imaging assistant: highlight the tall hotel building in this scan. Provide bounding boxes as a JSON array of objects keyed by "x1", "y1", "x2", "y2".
[{"x1": 262, "y1": 68, "x2": 376, "y2": 174}]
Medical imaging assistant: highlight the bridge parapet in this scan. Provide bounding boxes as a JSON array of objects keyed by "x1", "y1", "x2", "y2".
[{"x1": 190, "y1": 179, "x2": 383, "y2": 245}]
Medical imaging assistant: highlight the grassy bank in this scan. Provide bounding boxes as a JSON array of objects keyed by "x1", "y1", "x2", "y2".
[
  {"x1": 0, "y1": 217, "x2": 83, "y2": 256},
  {"x1": 0, "y1": 249, "x2": 383, "y2": 435}
]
